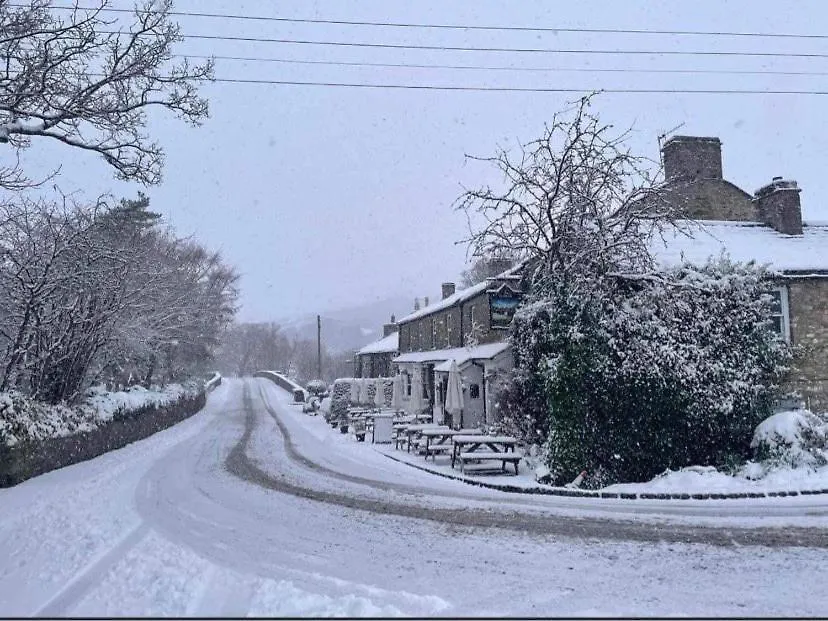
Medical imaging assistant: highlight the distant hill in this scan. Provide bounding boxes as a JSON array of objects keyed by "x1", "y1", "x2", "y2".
[{"x1": 277, "y1": 295, "x2": 414, "y2": 353}]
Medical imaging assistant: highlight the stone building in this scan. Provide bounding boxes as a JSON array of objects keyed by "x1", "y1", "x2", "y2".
[
  {"x1": 392, "y1": 270, "x2": 524, "y2": 427},
  {"x1": 353, "y1": 316, "x2": 399, "y2": 379},
  {"x1": 652, "y1": 135, "x2": 828, "y2": 409}
]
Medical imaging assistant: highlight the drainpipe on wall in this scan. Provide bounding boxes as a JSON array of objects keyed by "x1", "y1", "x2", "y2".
[{"x1": 471, "y1": 360, "x2": 487, "y2": 427}]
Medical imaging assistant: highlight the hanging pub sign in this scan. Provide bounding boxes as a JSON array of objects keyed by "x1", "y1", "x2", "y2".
[{"x1": 488, "y1": 284, "x2": 522, "y2": 329}]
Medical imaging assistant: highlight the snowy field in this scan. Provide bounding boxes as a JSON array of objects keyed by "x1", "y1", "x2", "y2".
[{"x1": 1, "y1": 378, "x2": 827, "y2": 617}]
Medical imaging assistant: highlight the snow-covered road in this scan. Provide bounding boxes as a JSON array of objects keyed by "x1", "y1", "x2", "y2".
[{"x1": 2, "y1": 378, "x2": 827, "y2": 616}]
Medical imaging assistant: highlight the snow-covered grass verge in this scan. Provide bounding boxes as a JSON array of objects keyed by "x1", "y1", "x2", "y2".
[{"x1": 0, "y1": 382, "x2": 203, "y2": 448}]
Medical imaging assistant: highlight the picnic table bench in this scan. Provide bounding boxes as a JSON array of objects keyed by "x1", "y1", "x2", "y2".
[
  {"x1": 402, "y1": 423, "x2": 448, "y2": 453},
  {"x1": 451, "y1": 435, "x2": 521, "y2": 474},
  {"x1": 419, "y1": 428, "x2": 483, "y2": 461},
  {"x1": 393, "y1": 424, "x2": 409, "y2": 450}
]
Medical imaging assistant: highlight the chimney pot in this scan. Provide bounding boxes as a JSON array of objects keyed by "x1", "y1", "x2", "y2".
[
  {"x1": 414, "y1": 297, "x2": 420, "y2": 311},
  {"x1": 382, "y1": 320, "x2": 399, "y2": 337},
  {"x1": 424, "y1": 296, "x2": 429, "y2": 307},
  {"x1": 754, "y1": 178, "x2": 803, "y2": 235},
  {"x1": 441, "y1": 282, "x2": 456, "y2": 300}
]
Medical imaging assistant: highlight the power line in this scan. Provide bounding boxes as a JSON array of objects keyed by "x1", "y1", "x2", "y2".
[
  {"x1": 171, "y1": 35, "x2": 828, "y2": 59},
  {"x1": 28, "y1": 4, "x2": 828, "y2": 41},
  {"x1": 10, "y1": 75, "x2": 828, "y2": 95},
  {"x1": 187, "y1": 55, "x2": 828, "y2": 78},
  {"x1": 204, "y1": 78, "x2": 828, "y2": 94}
]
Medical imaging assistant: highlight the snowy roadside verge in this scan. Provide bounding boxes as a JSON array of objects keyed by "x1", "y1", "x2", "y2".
[
  {"x1": 380, "y1": 448, "x2": 828, "y2": 501},
  {"x1": 0, "y1": 380, "x2": 215, "y2": 487}
]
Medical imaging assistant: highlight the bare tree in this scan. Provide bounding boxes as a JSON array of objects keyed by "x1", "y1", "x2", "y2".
[
  {"x1": 0, "y1": 193, "x2": 238, "y2": 402},
  {"x1": 0, "y1": 0, "x2": 213, "y2": 188},
  {"x1": 457, "y1": 94, "x2": 678, "y2": 297}
]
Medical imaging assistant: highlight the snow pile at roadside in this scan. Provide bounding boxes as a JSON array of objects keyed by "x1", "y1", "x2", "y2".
[
  {"x1": 0, "y1": 382, "x2": 202, "y2": 448},
  {"x1": 602, "y1": 462, "x2": 828, "y2": 495},
  {"x1": 750, "y1": 409, "x2": 828, "y2": 469}
]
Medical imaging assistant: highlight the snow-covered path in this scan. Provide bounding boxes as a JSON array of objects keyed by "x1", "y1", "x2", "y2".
[{"x1": 1, "y1": 378, "x2": 827, "y2": 616}]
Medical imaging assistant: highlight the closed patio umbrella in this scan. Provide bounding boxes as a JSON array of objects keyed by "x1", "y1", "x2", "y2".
[
  {"x1": 445, "y1": 359, "x2": 464, "y2": 429},
  {"x1": 358, "y1": 378, "x2": 369, "y2": 405},
  {"x1": 391, "y1": 374, "x2": 404, "y2": 412},
  {"x1": 349, "y1": 378, "x2": 360, "y2": 405},
  {"x1": 374, "y1": 377, "x2": 386, "y2": 408},
  {"x1": 410, "y1": 366, "x2": 424, "y2": 415}
]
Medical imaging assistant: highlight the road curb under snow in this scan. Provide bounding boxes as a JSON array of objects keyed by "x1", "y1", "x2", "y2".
[{"x1": 380, "y1": 450, "x2": 828, "y2": 501}]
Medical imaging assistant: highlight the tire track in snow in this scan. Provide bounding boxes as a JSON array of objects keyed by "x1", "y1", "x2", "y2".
[
  {"x1": 34, "y1": 523, "x2": 151, "y2": 617},
  {"x1": 229, "y1": 380, "x2": 828, "y2": 548}
]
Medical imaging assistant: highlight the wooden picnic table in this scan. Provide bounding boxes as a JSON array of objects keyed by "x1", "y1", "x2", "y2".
[
  {"x1": 451, "y1": 435, "x2": 521, "y2": 474},
  {"x1": 403, "y1": 423, "x2": 448, "y2": 453},
  {"x1": 419, "y1": 428, "x2": 483, "y2": 461}
]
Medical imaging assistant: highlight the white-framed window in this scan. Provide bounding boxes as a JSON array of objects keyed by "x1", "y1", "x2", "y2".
[{"x1": 769, "y1": 286, "x2": 791, "y2": 343}]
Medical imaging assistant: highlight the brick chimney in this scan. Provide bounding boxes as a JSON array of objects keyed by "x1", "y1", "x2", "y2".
[
  {"x1": 662, "y1": 136, "x2": 723, "y2": 181},
  {"x1": 424, "y1": 296, "x2": 429, "y2": 307},
  {"x1": 754, "y1": 177, "x2": 803, "y2": 235},
  {"x1": 382, "y1": 314, "x2": 398, "y2": 337},
  {"x1": 441, "y1": 282, "x2": 456, "y2": 300}
]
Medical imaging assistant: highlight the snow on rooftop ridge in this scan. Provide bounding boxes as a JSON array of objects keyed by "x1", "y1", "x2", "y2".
[
  {"x1": 357, "y1": 331, "x2": 399, "y2": 355},
  {"x1": 396, "y1": 262, "x2": 525, "y2": 325}
]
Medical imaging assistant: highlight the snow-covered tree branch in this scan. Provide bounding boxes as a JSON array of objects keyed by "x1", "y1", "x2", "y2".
[{"x1": 0, "y1": 0, "x2": 213, "y2": 188}]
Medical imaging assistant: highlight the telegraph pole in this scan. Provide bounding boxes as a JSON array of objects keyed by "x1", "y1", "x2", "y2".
[{"x1": 316, "y1": 314, "x2": 322, "y2": 379}]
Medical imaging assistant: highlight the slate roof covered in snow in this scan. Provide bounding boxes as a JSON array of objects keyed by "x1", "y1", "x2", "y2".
[
  {"x1": 356, "y1": 331, "x2": 399, "y2": 355},
  {"x1": 393, "y1": 342, "x2": 511, "y2": 366},
  {"x1": 650, "y1": 220, "x2": 828, "y2": 273},
  {"x1": 396, "y1": 262, "x2": 526, "y2": 325},
  {"x1": 395, "y1": 280, "x2": 490, "y2": 325}
]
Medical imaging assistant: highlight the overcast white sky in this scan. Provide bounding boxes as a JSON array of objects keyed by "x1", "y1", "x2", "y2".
[{"x1": 18, "y1": 0, "x2": 828, "y2": 321}]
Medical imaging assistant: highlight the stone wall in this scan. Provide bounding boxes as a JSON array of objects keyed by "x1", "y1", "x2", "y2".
[
  {"x1": 786, "y1": 278, "x2": 828, "y2": 410},
  {"x1": 0, "y1": 390, "x2": 206, "y2": 488}
]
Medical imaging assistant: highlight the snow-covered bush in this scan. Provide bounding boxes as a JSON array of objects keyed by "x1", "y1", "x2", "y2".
[
  {"x1": 518, "y1": 257, "x2": 794, "y2": 486},
  {"x1": 319, "y1": 397, "x2": 332, "y2": 415},
  {"x1": 305, "y1": 379, "x2": 328, "y2": 397},
  {"x1": 751, "y1": 409, "x2": 828, "y2": 470},
  {"x1": 329, "y1": 379, "x2": 352, "y2": 424}
]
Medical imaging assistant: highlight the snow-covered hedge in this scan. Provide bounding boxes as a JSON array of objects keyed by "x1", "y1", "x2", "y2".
[
  {"x1": 0, "y1": 382, "x2": 202, "y2": 448},
  {"x1": 507, "y1": 257, "x2": 794, "y2": 487}
]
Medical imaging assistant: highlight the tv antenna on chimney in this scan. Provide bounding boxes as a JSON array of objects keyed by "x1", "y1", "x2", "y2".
[{"x1": 657, "y1": 122, "x2": 686, "y2": 167}]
